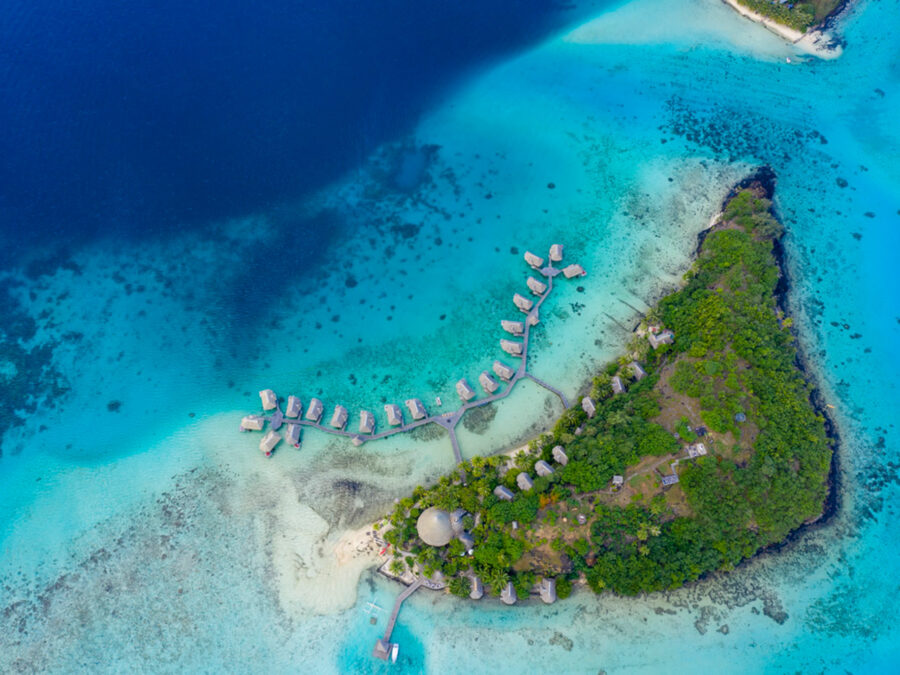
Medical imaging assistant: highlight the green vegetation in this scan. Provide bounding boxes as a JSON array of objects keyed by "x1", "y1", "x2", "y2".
[
  {"x1": 733, "y1": 0, "x2": 843, "y2": 32},
  {"x1": 380, "y1": 184, "x2": 832, "y2": 600}
]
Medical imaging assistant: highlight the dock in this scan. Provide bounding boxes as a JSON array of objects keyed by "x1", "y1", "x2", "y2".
[
  {"x1": 373, "y1": 578, "x2": 424, "y2": 661},
  {"x1": 241, "y1": 243, "x2": 584, "y2": 466}
]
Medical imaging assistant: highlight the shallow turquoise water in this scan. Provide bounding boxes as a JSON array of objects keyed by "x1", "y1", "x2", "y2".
[{"x1": 1, "y1": 0, "x2": 899, "y2": 672}]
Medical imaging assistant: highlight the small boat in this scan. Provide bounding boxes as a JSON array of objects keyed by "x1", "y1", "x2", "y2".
[{"x1": 390, "y1": 643, "x2": 399, "y2": 664}]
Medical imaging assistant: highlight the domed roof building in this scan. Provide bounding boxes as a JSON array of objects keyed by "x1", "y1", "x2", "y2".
[{"x1": 416, "y1": 507, "x2": 454, "y2": 547}]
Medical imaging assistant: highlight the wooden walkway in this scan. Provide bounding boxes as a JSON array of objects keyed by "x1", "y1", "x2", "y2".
[
  {"x1": 250, "y1": 249, "x2": 581, "y2": 465},
  {"x1": 383, "y1": 578, "x2": 423, "y2": 643}
]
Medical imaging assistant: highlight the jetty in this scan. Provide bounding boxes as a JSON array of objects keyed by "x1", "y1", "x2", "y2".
[
  {"x1": 239, "y1": 243, "x2": 586, "y2": 467},
  {"x1": 372, "y1": 577, "x2": 424, "y2": 661}
]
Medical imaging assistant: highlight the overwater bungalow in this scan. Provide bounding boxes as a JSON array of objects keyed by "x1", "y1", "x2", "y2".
[
  {"x1": 540, "y1": 578, "x2": 557, "y2": 604},
  {"x1": 524, "y1": 251, "x2": 544, "y2": 269},
  {"x1": 493, "y1": 360, "x2": 516, "y2": 381},
  {"x1": 385, "y1": 403, "x2": 403, "y2": 426},
  {"x1": 285, "y1": 395, "x2": 302, "y2": 418},
  {"x1": 582, "y1": 396, "x2": 596, "y2": 418},
  {"x1": 501, "y1": 581, "x2": 518, "y2": 605},
  {"x1": 526, "y1": 277, "x2": 547, "y2": 295},
  {"x1": 406, "y1": 398, "x2": 426, "y2": 420},
  {"x1": 513, "y1": 293, "x2": 533, "y2": 313},
  {"x1": 500, "y1": 339, "x2": 524, "y2": 357},
  {"x1": 552, "y1": 445, "x2": 568, "y2": 465},
  {"x1": 549, "y1": 244, "x2": 563, "y2": 262},
  {"x1": 493, "y1": 485, "x2": 515, "y2": 501},
  {"x1": 479, "y1": 371, "x2": 499, "y2": 394},
  {"x1": 611, "y1": 375, "x2": 625, "y2": 395},
  {"x1": 535, "y1": 460, "x2": 554, "y2": 477},
  {"x1": 259, "y1": 430, "x2": 280, "y2": 457},
  {"x1": 283, "y1": 424, "x2": 301, "y2": 448},
  {"x1": 259, "y1": 389, "x2": 278, "y2": 411},
  {"x1": 359, "y1": 410, "x2": 375, "y2": 434},
  {"x1": 562, "y1": 263, "x2": 586, "y2": 279},
  {"x1": 305, "y1": 397, "x2": 324, "y2": 423},
  {"x1": 501, "y1": 319, "x2": 525, "y2": 336},
  {"x1": 629, "y1": 361, "x2": 647, "y2": 381},
  {"x1": 241, "y1": 415, "x2": 265, "y2": 431},
  {"x1": 456, "y1": 378, "x2": 476, "y2": 402},
  {"x1": 517, "y1": 472, "x2": 534, "y2": 491},
  {"x1": 648, "y1": 329, "x2": 675, "y2": 349},
  {"x1": 330, "y1": 405, "x2": 348, "y2": 429},
  {"x1": 470, "y1": 576, "x2": 484, "y2": 600}
]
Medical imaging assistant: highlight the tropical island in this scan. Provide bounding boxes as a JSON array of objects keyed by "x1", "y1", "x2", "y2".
[
  {"x1": 376, "y1": 173, "x2": 835, "y2": 603},
  {"x1": 725, "y1": 0, "x2": 845, "y2": 35}
]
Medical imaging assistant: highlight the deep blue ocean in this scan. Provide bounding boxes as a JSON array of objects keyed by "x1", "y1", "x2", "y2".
[{"x1": 1, "y1": 0, "x2": 899, "y2": 672}]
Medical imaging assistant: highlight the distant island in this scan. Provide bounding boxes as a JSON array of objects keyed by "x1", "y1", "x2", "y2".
[
  {"x1": 376, "y1": 172, "x2": 835, "y2": 604},
  {"x1": 724, "y1": 0, "x2": 845, "y2": 36}
]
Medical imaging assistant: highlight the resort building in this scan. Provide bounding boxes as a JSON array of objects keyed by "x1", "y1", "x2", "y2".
[
  {"x1": 612, "y1": 475, "x2": 624, "y2": 488},
  {"x1": 661, "y1": 473, "x2": 679, "y2": 486},
  {"x1": 241, "y1": 415, "x2": 265, "y2": 431},
  {"x1": 549, "y1": 244, "x2": 563, "y2": 262},
  {"x1": 259, "y1": 389, "x2": 278, "y2": 411},
  {"x1": 562, "y1": 263, "x2": 586, "y2": 279},
  {"x1": 458, "y1": 531, "x2": 475, "y2": 551},
  {"x1": 524, "y1": 251, "x2": 544, "y2": 269},
  {"x1": 517, "y1": 472, "x2": 534, "y2": 491},
  {"x1": 527, "y1": 277, "x2": 547, "y2": 296},
  {"x1": 405, "y1": 398, "x2": 426, "y2": 420},
  {"x1": 687, "y1": 442, "x2": 708, "y2": 458},
  {"x1": 305, "y1": 397, "x2": 324, "y2": 423},
  {"x1": 629, "y1": 361, "x2": 647, "y2": 381},
  {"x1": 611, "y1": 375, "x2": 625, "y2": 395},
  {"x1": 582, "y1": 396, "x2": 596, "y2": 418},
  {"x1": 456, "y1": 378, "x2": 476, "y2": 402},
  {"x1": 285, "y1": 395, "x2": 302, "y2": 418},
  {"x1": 501, "y1": 582, "x2": 518, "y2": 605},
  {"x1": 470, "y1": 576, "x2": 484, "y2": 600},
  {"x1": 284, "y1": 424, "x2": 301, "y2": 447},
  {"x1": 330, "y1": 405, "x2": 348, "y2": 430},
  {"x1": 500, "y1": 339, "x2": 524, "y2": 357},
  {"x1": 416, "y1": 507, "x2": 454, "y2": 547},
  {"x1": 552, "y1": 445, "x2": 568, "y2": 465},
  {"x1": 501, "y1": 319, "x2": 525, "y2": 336},
  {"x1": 513, "y1": 293, "x2": 534, "y2": 313},
  {"x1": 259, "y1": 430, "x2": 280, "y2": 457},
  {"x1": 479, "y1": 371, "x2": 499, "y2": 394},
  {"x1": 493, "y1": 485, "x2": 515, "y2": 501},
  {"x1": 359, "y1": 410, "x2": 375, "y2": 434},
  {"x1": 539, "y1": 578, "x2": 557, "y2": 604},
  {"x1": 492, "y1": 360, "x2": 516, "y2": 381},
  {"x1": 648, "y1": 329, "x2": 675, "y2": 349},
  {"x1": 385, "y1": 404, "x2": 403, "y2": 426},
  {"x1": 535, "y1": 460, "x2": 554, "y2": 477}
]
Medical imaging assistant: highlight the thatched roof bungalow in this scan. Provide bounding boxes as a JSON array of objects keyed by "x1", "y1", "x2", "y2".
[
  {"x1": 259, "y1": 430, "x2": 280, "y2": 457},
  {"x1": 540, "y1": 577, "x2": 557, "y2": 604},
  {"x1": 456, "y1": 378, "x2": 476, "y2": 402},
  {"x1": 524, "y1": 251, "x2": 544, "y2": 269},
  {"x1": 285, "y1": 395, "x2": 302, "y2": 418},
  {"x1": 549, "y1": 244, "x2": 563, "y2": 262},
  {"x1": 479, "y1": 371, "x2": 499, "y2": 394},
  {"x1": 500, "y1": 339, "x2": 524, "y2": 357},
  {"x1": 611, "y1": 375, "x2": 625, "y2": 395},
  {"x1": 501, "y1": 581, "x2": 517, "y2": 605},
  {"x1": 501, "y1": 319, "x2": 525, "y2": 336},
  {"x1": 552, "y1": 445, "x2": 568, "y2": 465},
  {"x1": 259, "y1": 389, "x2": 278, "y2": 411},
  {"x1": 562, "y1": 264, "x2": 586, "y2": 279},
  {"x1": 405, "y1": 398, "x2": 426, "y2": 420},
  {"x1": 330, "y1": 405, "x2": 348, "y2": 429},
  {"x1": 517, "y1": 472, "x2": 534, "y2": 490},
  {"x1": 305, "y1": 397, "x2": 324, "y2": 423},
  {"x1": 241, "y1": 415, "x2": 265, "y2": 431},
  {"x1": 283, "y1": 424, "x2": 301, "y2": 447},
  {"x1": 493, "y1": 485, "x2": 515, "y2": 501},
  {"x1": 526, "y1": 277, "x2": 547, "y2": 296},
  {"x1": 581, "y1": 396, "x2": 596, "y2": 418},
  {"x1": 359, "y1": 410, "x2": 375, "y2": 434},
  {"x1": 513, "y1": 293, "x2": 533, "y2": 313},
  {"x1": 535, "y1": 460, "x2": 554, "y2": 477},
  {"x1": 385, "y1": 404, "x2": 403, "y2": 426},
  {"x1": 492, "y1": 360, "x2": 516, "y2": 381}
]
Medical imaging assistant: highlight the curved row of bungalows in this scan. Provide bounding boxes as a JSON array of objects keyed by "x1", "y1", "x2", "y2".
[
  {"x1": 330, "y1": 405, "x2": 348, "y2": 430},
  {"x1": 456, "y1": 378, "x2": 476, "y2": 402},
  {"x1": 493, "y1": 360, "x2": 516, "y2": 381},
  {"x1": 405, "y1": 398, "x2": 426, "y2": 420},
  {"x1": 305, "y1": 398, "x2": 324, "y2": 423},
  {"x1": 501, "y1": 319, "x2": 524, "y2": 336},
  {"x1": 500, "y1": 339, "x2": 524, "y2": 357},
  {"x1": 562, "y1": 263, "x2": 586, "y2": 279},
  {"x1": 549, "y1": 244, "x2": 563, "y2": 262},
  {"x1": 241, "y1": 415, "x2": 265, "y2": 431},
  {"x1": 359, "y1": 410, "x2": 375, "y2": 434},
  {"x1": 285, "y1": 395, "x2": 302, "y2": 418},
  {"x1": 526, "y1": 277, "x2": 547, "y2": 296},
  {"x1": 512, "y1": 293, "x2": 533, "y2": 313},
  {"x1": 524, "y1": 251, "x2": 544, "y2": 269},
  {"x1": 259, "y1": 389, "x2": 278, "y2": 411},
  {"x1": 283, "y1": 424, "x2": 301, "y2": 448},
  {"x1": 259, "y1": 430, "x2": 280, "y2": 457},
  {"x1": 385, "y1": 404, "x2": 403, "y2": 426},
  {"x1": 479, "y1": 371, "x2": 499, "y2": 394}
]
